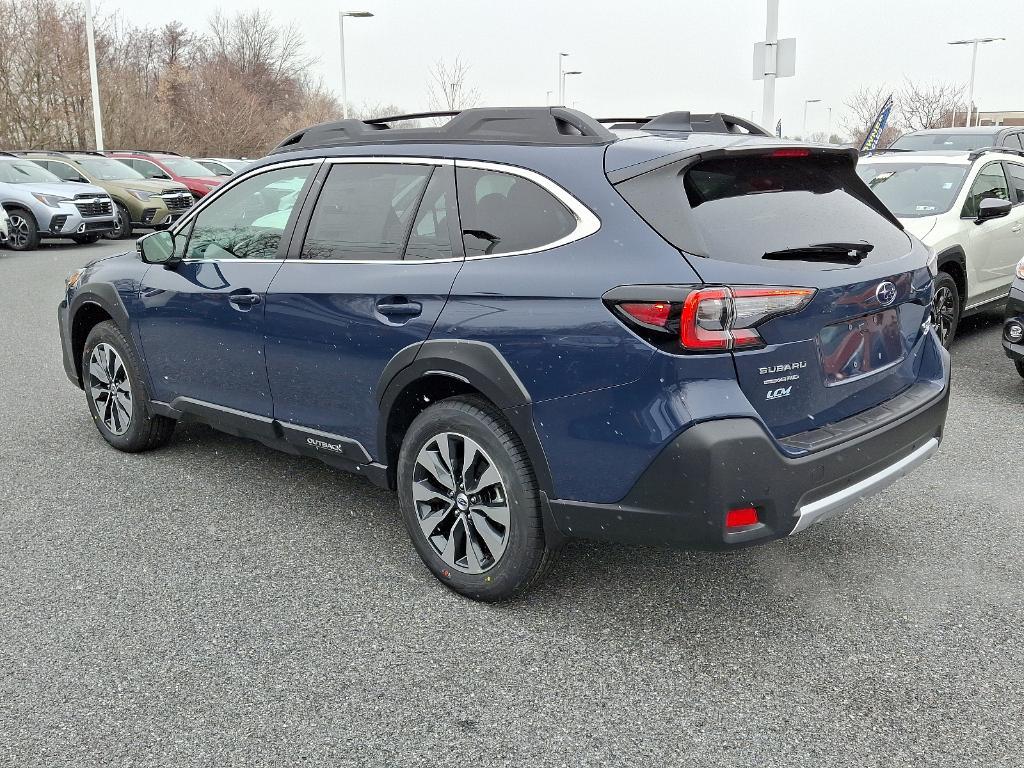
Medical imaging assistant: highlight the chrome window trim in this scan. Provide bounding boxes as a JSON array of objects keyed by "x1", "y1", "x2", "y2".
[{"x1": 170, "y1": 155, "x2": 601, "y2": 266}]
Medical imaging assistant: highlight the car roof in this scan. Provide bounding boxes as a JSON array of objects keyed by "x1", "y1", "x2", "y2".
[
  {"x1": 860, "y1": 148, "x2": 1024, "y2": 165},
  {"x1": 900, "y1": 127, "x2": 1006, "y2": 136}
]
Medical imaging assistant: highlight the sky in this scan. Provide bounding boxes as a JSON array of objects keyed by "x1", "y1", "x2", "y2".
[{"x1": 111, "y1": 0, "x2": 1021, "y2": 137}]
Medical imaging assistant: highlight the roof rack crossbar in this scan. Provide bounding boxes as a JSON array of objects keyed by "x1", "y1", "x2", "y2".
[
  {"x1": 270, "y1": 107, "x2": 616, "y2": 153},
  {"x1": 967, "y1": 145, "x2": 1024, "y2": 161},
  {"x1": 598, "y1": 111, "x2": 772, "y2": 137}
]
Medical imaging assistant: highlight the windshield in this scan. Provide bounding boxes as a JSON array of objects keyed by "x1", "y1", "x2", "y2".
[
  {"x1": 890, "y1": 133, "x2": 995, "y2": 151},
  {"x1": 0, "y1": 159, "x2": 62, "y2": 184},
  {"x1": 77, "y1": 157, "x2": 144, "y2": 181},
  {"x1": 162, "y1": 157, "x2": 217, "y2": 177},
  {"x1": 856, "y1": 162, "x2": 968, "y2": 217}
]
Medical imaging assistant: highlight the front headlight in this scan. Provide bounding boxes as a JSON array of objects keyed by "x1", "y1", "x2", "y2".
[
  {"x1": 127, "y1": 189, "x2": 156, "y2": 201},
  {"x1": 1016, "y1": 256, "x2": 1024, "y2": 280},
  {"x1": 66, "y1": 268, "x2": 85, "y2": 290},
  {"x1": 32, "y1": 193, "x2": 72, "y2": 208},
  {"x1": 926, "y1": 248, "x2": 938, "y2": 278}
]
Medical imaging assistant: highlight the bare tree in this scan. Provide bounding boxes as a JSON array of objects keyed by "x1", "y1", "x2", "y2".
[
  {"x1": 898, "y1": 78, "x2": 965, "y2": 131},
  {"x1": 426, "y1": 57, "x2": 480, "y2": 117},
  {"x1": 842, "y1": 85, "x2": 900, "y2": 148}
]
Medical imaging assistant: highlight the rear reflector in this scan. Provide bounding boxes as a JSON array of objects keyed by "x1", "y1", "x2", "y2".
[{"x1": 725, "y1": 507, "x2": 759, "y2": 528}]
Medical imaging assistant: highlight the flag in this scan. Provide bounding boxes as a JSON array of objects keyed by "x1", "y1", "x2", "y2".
[
  {"x1": 860, "y1": 94, "x2": 894, "y2": 152},
  {"x1": 775, "y1": 118, "x2": 782, "y2": 138}
]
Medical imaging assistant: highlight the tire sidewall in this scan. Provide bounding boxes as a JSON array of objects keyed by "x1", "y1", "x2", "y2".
[
  {"x1": 109, "y1": 202, "x2": 132, "y2": 240},
  {"x1": 7, "y1": 209, "x2": 39, "y2": 251},
  {"x1": 397, "y1": 401, "x2": 542, "y2": 601},
  {"x1": 933, "y1": 272, "x2": 960, "y2": 348},
  {"x1": 82, "y1": 322, "x2": 154, "y2": 450}
]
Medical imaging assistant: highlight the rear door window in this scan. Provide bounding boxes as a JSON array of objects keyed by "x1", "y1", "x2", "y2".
[
  {"x1": 456, "y1": 167, "x2": 576, "y2": 257},
  {"x1": 300, "y1": 162, "x2": 434, "y2": 261},
  {"x1": 1005, "y1": 162, "x2": 1024, "y2": 204}
]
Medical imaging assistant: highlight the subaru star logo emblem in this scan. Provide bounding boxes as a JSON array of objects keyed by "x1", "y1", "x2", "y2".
[{"x1": 875, "y1": 281, "x2": 897, "y2": 306}]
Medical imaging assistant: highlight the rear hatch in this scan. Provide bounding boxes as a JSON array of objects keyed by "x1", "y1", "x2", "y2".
[{"x1": 613, "y1": 144, "x2": 934, "y2": 438}]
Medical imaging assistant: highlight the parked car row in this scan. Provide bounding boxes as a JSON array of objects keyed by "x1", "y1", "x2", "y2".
[
  {"x1": 857, "y1": 127, "x2": 1024, "y2": 383},
  {"x1": 0, "y1": 149, "x2": 248, "y2": 251}
]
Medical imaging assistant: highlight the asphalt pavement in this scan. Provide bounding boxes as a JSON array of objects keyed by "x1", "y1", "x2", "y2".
[{"x1": 1, "y1": 240, "x2": 1022, "y2": 767}]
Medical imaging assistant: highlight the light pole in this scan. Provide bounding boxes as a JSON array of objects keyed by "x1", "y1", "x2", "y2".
[
  {"x1": 557, "y1": 52, "x2": 569, "y2": 105},
  {"x1": 802, "y1": 98, "x2": 821, "y2": 137},
  {"x1": 338, "y1": 10, "x2": 374, "y2": 119},
  {"x1": 562, "y1": 71, "x2": 582, "y2": 106},
  {"x1": 546, "y1": 90, "x2": 553, "y2": 106},
  {"x1": 948, "y1": 37, "x2": 1004, "y2": 127},
  {"x1": 826, "y1": 106, "x2": 832, "y2": 139},
  {"x1": 761, "y1": 0, "x2": 779, "y2": 129},
  {"x1": 84, "y1": 0, "x2": 103, "y2": 150}
]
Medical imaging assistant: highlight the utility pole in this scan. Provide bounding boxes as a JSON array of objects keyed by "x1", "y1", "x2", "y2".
[
  {"x1": 557, "y1": 52, "x2": 569, "y2": 105},
  {"x1": 84, "y1": 0, "x2": 103, "y2": 150},
  {"x1": 762, "y1": 0, "x2": 779, "y2": 129}
]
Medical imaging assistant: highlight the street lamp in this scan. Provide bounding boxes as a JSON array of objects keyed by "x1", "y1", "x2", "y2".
[
  {"x1": 84, "y1": 0, "x2": 103, "y2": 150},
  {"x1": 948, "y1": 37, "x2": 1004, "y2": 127},
  {"x1": 562, "y1": 71, "x2": 582, "y2": 105},
  {"x1": 557, "y1": 52, "x2": 569, "y2": 105},
  {"x1": 338, "y1": 10, "x2": 374, "y2": 119},
  {"x1": 802, "y1": 98, "x2": 821, "y2": 137}
]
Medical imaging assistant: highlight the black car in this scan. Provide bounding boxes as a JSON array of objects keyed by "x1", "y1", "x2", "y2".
[
  {"x1": 890, "y1": 126, "x2": 1024, "y2": 152},
  {"x1": 1004, "y1": 260, "x2": 1024, "y2": 377}
]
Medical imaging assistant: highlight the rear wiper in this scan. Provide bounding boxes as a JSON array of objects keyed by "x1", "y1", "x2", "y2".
[{"x1": 763, "y1": 242, "x2": 874, "y2": 263}]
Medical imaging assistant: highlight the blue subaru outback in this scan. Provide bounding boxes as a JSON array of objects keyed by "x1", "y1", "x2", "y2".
[{"x1": 58, "y1": 108, "x2": 951, "y2": 600}]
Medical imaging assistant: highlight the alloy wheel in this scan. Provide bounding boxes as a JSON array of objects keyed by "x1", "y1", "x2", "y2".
[
  {"x1": 88, "y1": 343, "x2": 133, "y2": 435},
  {"x1": 412, "y1": 432, "x2": 511, "y2": 574},
  {"x1": 931, "y1": 286, "x2": 957, "y2": 346},
  {"x1": 8, "y1": 215, "x2": 30, "y2": 249}
]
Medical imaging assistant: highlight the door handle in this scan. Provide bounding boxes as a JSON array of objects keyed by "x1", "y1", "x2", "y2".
[
  {"x1": 376, "y1": 298, "x2": 422, "y2": 318},
  {"x1": 1012, "y1": 224, "x2": 1022, "y2": 233},
  {"x1": 228, "y1": 293, "x2": 262, "y2": 310}
]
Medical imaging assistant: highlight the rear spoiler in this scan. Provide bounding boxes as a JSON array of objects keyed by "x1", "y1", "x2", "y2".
[{"x1": 607, "y1": 143, "x2": 858, "y2": 184}]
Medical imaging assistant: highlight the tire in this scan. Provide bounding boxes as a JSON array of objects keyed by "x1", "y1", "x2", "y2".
[
  {"x1": 1015, "y1": 360, "x2": 1024, "y2": 379},
  {"x1": 6, "y1": 208, "x2": 40, "y2": 251},
  {"x1": 931, "y1": 272, "x2": 960, "y2": 349},
  {"x1": 106, "y1": 202, "x2": 133, "y2": 240},
  {"x1": 81, "y1": 320, "x2": 175, "y2": 452},
  {"x1": 72, "y1": 233, "x2": 101, "y2": 245},
  {"x1": 397, "y1": 396, "x2": 555, "y2": 601}
]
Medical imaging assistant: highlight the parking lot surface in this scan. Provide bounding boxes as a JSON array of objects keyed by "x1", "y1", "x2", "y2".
[{"x1": 1, "y1": 241, "x2": 1022, "y2": 767}]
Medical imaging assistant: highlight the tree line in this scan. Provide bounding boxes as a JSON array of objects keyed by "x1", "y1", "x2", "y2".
[{"x1": 0, "y1": 0, "x2": 481, "y2": 157}]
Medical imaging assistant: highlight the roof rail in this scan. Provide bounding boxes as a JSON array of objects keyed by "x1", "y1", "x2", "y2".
[
  {"x1": 597, "y1": 111, "x2": 773, "y2": 137},
  {"x1": 967, "y1": 145, "x2": 1024, "y2": 161},
  {"x1": 0, "y1": 150, "x2": 18, "y2": 157},
  {"x1": 8, "y1": 149, "x2": 105, "y2": 158},
  {"x1": 271, "y1": 107, "x2": 617, "y2": 153},
  {"x1": 106, "y1": 149, "x2": 182, "y2": 156},
  {"x1": 859, "y1": 147, "x2": 914, "y2": 156}
]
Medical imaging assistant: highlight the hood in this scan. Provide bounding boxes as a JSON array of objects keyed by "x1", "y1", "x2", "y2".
[
  {"x1": 7, "y1": 181, "x2": 109, "y2": 199},
  {"x1": 102, "y1": 178, "x2": 191, "y2": 194},
  {"x1": 181, "y1": 176, "x2": 224, "y2": 187},
  {"x1": 898, "y1": 216, "x2": 938, "y2": 242}
]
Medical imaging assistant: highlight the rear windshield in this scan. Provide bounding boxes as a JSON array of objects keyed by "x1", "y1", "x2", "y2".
[
  {"x1": 890, "y1": 133, "x2": 994, "y2": 151},
  {"x1": 616, "y1": 153, "x2": 909, "y2": 266},
  {"x1": 855, "y1": 162, "x2": 968, "y2": 217}
]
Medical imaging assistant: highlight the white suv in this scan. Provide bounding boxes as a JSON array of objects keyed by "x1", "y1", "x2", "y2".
[
  {"x1": 0, "y1": 203, "x2": 10, "y2": 243},
  {"x1": 857, "y1": 147, "x2": 1024, "y2": 346}
]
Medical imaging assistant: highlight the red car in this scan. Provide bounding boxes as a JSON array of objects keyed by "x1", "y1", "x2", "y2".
[{"x1": 106, "y1": 151, "x2": 225, "y2": 200}]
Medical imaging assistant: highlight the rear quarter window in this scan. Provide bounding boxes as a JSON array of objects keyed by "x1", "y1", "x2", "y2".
[{"x1": 456, "y1": 167, "x2": 576, "y2": 257}]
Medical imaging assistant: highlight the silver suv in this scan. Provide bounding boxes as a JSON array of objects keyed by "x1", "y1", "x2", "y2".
[{"x1": 0, "y1": 153, "x2": 115, "y2": 250}]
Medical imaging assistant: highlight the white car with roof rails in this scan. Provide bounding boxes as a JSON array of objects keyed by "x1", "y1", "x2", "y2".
[{"x1": 857, "y1": 146, "x2": 1024, "y2": 346}]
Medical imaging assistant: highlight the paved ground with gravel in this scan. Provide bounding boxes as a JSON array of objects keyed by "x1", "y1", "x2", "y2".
[{"x1": 1, "y1": 240, "x2": 1021, "y2": 767}]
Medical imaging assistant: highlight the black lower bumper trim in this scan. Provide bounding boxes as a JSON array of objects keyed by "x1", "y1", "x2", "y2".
[{"x1": 548, "y1": 385, "x2": 949, "y2": 550}]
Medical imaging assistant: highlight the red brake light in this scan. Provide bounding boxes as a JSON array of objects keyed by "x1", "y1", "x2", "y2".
[
  {"x1": 771, "y1": 148, "x2": 811, "y2": 158},
  {"x1": 725, "y1": 507, "x2": 760, "y2": 528},
  {"x1": 619, "y1": 302, "x2": 671, "y2": 328},
  {"x1": 680, "y1": 288, "x2": 731, "y2": 350}
]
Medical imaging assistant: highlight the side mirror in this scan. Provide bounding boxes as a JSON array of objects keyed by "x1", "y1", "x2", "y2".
[
  {"x1": 976, "y1": 197, "x2": 1012, "y2": 223},
  {"x1": 137, "y1": 230, "x2": 178, "y2": 265}
]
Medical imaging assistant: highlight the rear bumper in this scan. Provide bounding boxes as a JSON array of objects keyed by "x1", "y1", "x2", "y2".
[{"x1": 547, "y1": 377, "x2": 950, "y2": 549}]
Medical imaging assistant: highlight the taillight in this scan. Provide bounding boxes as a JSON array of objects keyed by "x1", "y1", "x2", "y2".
[{"x1": 609, "y1": 285, "x2": 815, "y2": 352}]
